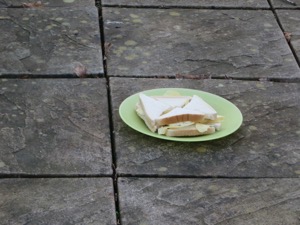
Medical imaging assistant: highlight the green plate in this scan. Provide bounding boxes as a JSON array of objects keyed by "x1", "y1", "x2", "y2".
[{"x1": 119, "y1": 88, "x2": 243, "y2": 142}]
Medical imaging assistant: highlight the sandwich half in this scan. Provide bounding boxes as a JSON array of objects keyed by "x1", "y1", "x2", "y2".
[
  {"x1": 184, "y1": 95, "x2": 217, "y2": 120},
  {"x1": 136, "y1": 93, "x2": 171, "y2": 132}
]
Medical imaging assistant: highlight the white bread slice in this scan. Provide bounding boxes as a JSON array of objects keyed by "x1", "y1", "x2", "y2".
[
  {"x1": 156, "y1": 107, "x2": 205, "y2": 126},
  {"x1": 136, "y1": 93, "x2": 171, "y2": 132},
  {"x1": 164, "y1": 124, "x2": 215, "y2": 137},
  {"x1": 151, "y1": 96, "x2": 191, "y2": 108},
  {"x1": 184, "y1": 95, "x2": 217, "y2": 120}
]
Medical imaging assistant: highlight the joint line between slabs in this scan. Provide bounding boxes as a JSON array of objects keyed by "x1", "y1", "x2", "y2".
[
  {"x1": 102, "y1": 4, "x2": 271, "y2": 10},
  {"x1": 0, "y1": 174, "x2": 112, "y2": 178},
  {"x1": 267, "y1": 0, "x2": 300, "y2": 67},
  {"x1": 96, "y1": 2, "x2": 122, "y2": 224},
  {"x1": 106, "y1": 78, "x2": 122, "y2": 225},
  {"x1": 96, "y1": 0, "x2": 108, "y2": 77},
  {"x1": 107, "y1": 75, "x2": 300, "y2": 83},
  {"x1": 117, "y1": 174, "x2": 297, "y2": 179}
]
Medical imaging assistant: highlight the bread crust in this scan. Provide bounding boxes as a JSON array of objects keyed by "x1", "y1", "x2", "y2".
[
  {"x1": 136, "y1": 101, "x2": 157, "y2": 132},
  {"x1": 156, "y1": 113, "x2": 205, "y2": 126},
  {"x1": 152, "y1": 96, "x2": 191, "y2": 100}
]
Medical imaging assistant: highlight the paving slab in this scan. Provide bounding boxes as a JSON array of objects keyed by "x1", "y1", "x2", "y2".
[
  {"x1": 270, "y1": 0, "x2": 300, "y2": 8},
  {"x1": 276, "y1": 10, "x2": 300, "y2": 63},
  {"x1": 110, "y1": 77, "x2": 300, "y2": 177},
  {"x1": 0, "y1": 178, "x2": 116, "y2": 225},
  {"x1": 118, "y1": 177, "x2": 300, "y2": 225},
  {"x1": 102, "y1": 0, "x2": 270, "y2": 8},
  {"x1": 0, "y1": 0, "x2": 95, "y2": 7},
  {"x1": 0, "y1": 79, "x2": 112, "y2": 175},
  {"x1": 0, "y1": 7, "x2": 103, "y2": 77},
  {"x1": 104, "y1": 8, "x2": 300, "y2": 79}
]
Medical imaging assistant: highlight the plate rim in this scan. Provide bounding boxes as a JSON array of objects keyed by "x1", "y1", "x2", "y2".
[{"x1": 119, "y1": 88, "x2": 243, "y2": 142}]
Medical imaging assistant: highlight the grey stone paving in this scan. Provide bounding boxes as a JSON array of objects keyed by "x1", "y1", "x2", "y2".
[
  {"x1": 0, "y1": 0, "x2": 95, "y2": 7},
  {"x1": 0, "y1": 79, "x2": 112, "y2": 175},
  {"x1": 110, "y1": 77, "x2": 300, "y2": 177},
  {"x1": 0, "y1": 7, "x2": 103, "y2": 77},
  {"x1": 0, "y1": 178, "x2": 116, "y2": 225},
  {"x1": 118, "y1": 178, "x2": 300, "y2": 225},
  {"x1": 102, "y1": 0, "x2": 270, "y2": 8},
  {"x1": 271, "y1": 0, "x2": 300, "y2": 8},
  {"x1": 1, "y1": 1, "x2": 300, "y2": 224},
  {"x1": 276, "y1": 10, "x2": 300, "y2": 63},
  {"x1": 104, "y1": 8, "x2": 300, "y2": 79}
]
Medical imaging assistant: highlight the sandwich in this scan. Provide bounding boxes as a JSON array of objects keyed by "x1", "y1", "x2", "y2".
[{"x1": 136, "y1": 93, "x2": 224, "y2": 137}]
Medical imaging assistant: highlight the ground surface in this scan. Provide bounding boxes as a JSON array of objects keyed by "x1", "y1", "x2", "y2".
[{"x1": 0, "y1": 1, "x2": 299, "y2": 224}]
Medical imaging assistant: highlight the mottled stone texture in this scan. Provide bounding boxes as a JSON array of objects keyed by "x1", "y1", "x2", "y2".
[
  {"x1": 104, "y1": 8, "x2": 300, "y2": 79},
  {"x1": 0, "y1": 79, "x2": 112, "y2": 175},
  {"x1": 110, "y1": 77, "x2": 300, "y2": 177},
  {"x1": 118, "y1": 178, "x2": 300, "y2": 225},
  {"x1": 271, "y1": 0, "x2": 300, "y2": 8},
  {"x1": 102, "y1": 0, "x2": 270, "y2": 8},
  {"x1": 0, "y1": 7, "x2": 103, "y2": 77},
  {"x1": 0, "y1": 178, "x2": 116, "y2": 225},
  {"x1": 0, "y1": 2, "x2": 299, "y2": 223},
  {"x1": 0, "y1": 0, "x2": 95, "y2": 7},
  {"x1": 276, "y1": 10, "x2": 300, "y2": 62}
]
